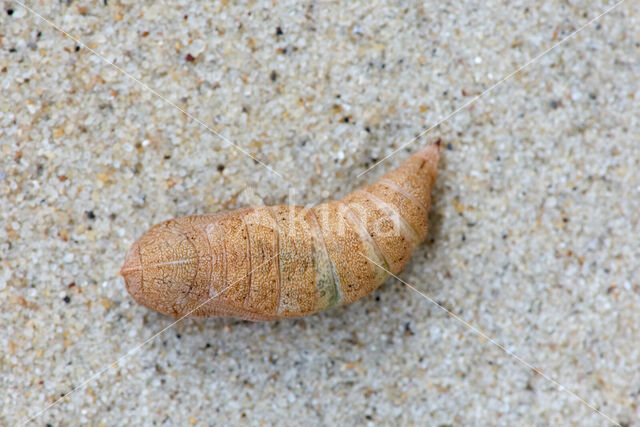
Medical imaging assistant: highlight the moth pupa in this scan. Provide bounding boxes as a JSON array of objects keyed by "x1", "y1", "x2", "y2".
[{"x1": 121, "y1": 143, "x2": 440, "y2": 321}]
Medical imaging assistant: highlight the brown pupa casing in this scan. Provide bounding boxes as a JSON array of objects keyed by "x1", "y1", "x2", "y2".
[{"x1": 121, "y1": 143, "x2": 440, "y2": 321}]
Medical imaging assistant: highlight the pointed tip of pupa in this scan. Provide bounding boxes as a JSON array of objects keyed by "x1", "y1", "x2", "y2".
[{"x1": 415, "y1": 139, "x2": 441, "y2": 164}]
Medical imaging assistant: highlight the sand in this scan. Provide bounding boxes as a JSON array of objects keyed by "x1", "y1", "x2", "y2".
[{"x1": 1, "y1": 0, "x2": 639, "y2": 425}]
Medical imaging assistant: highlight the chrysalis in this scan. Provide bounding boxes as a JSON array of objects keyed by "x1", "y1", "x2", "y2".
[{"x1": 121, "y1": 143, "x2": 440, "y2": 320}]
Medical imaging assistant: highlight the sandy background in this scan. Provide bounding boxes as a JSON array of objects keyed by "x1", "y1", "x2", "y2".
[{"x1": 2, "y1": 0, "x2": 639, "y2": 425}]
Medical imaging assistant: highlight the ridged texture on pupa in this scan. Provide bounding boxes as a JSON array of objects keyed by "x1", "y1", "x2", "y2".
[{"x1": 121, "y1": 144, "x2": 440, "y2": 320}]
